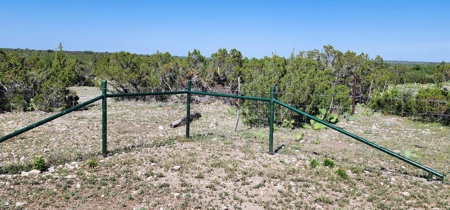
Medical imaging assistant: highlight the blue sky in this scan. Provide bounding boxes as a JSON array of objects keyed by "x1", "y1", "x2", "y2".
[{"x1": 1, "y1": 0, "x2": 449, "y2": 62}]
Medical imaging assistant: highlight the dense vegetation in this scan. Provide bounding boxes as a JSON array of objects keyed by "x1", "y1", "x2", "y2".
[{"x1": 1, "y1": 44, "x2": 449, "y2": 125}]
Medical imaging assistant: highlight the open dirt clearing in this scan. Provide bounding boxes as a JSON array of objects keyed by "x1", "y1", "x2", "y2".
[{"x1": 1, "y1": 87, "x2": 449, "y2": 209}]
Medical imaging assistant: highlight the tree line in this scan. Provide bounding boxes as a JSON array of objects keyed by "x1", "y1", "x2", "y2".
[{"x1": 1, "y1": 44, "x2": 449, "y2": 125}]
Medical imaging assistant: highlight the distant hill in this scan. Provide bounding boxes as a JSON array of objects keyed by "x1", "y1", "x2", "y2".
[
  {"x1": 1, "y1": 47, "x2": 443, "y2": 65},
  {"x1": 385, "y1": 60, "x2": 440, "y2": 65},
  {"x1": 1, "y1": 47, "x2": 188, "y2": 58}
]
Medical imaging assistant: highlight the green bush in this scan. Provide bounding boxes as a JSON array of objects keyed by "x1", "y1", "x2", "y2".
[
  {"x1": 241, "y1": 55, "x2": 351, "y2": 127},
  {"x1": 34, "y1": 86, "x2": 79, "y2": 112},
  {"x1": 369, "y1": 87, "x2": 450, "y2": 125},
  {"x1": 414, "y1": 88, "x2": 450, "y2": 125},
  {"x1": 310, "y1": 159, "x2": 320, "y2": 168},
  {"x1": 86, "y1": 159, "x2": 98, "y2": 168},
  {"x1": 336, "y1": 168, "x2": 349, "y2": 179},
  {"x1": 369, "y1": 88, "x2": 414, "y2": 116},
  {"x1": 0, "y1": 46, "x2": 80, "y2": 113},
  {"x1": 323, "y1": 158, "x2": 335, "y2": 168},
  {"x1": 33, "y1": 156, "x2": 47, "y2": 171}
]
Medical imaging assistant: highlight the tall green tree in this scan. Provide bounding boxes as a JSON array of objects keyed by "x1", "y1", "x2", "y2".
[{"x1": 433, "y1": 61, "x2": 450, "y2": 83}]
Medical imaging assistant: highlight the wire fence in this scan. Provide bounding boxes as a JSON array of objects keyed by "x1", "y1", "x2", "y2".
[
  {"x1": 2, "y1": 83, "x2": 450, "y2": 118},
  {"x1": 1, "y1": 84, "x2": 449, "y2": 179},
  {"x1": 109, "y1": 83, "x2": 449, "y2": 179}
]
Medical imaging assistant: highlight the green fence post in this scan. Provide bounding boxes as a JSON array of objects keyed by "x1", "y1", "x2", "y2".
[
  {"x1": 102, "y1": 80, "x2": 107, "y2": 157},
  {"x1": 186, "y1": 80, "x2": 191, "y2": 138},
  {"x1": 269, "y1": 86, "x2": 275, "y2": 154}
]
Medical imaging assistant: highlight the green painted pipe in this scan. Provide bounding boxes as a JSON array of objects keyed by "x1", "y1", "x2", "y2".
[
  {"x1": 107, "y1": 91, "x2": 187, "y2": 98},
  {"x1": 102, "y1": 80, "x2": 107, "y2": 157},
  {"x1": 189, "y1": 90, "x2": 270, "y2": 101},
  {"x1": 186, "y1": 81, "x2": 191, "y2": 138},
  {"x1": 269, "y1": 86, "x2": 275, "y2": 154}
]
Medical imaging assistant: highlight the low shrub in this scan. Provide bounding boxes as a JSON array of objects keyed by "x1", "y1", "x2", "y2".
[
  {"x1": 33, "y1": 156, "x2": 47, "y2": 171},
  {"x1": 336, "y1": 168, "x2": 348, "y2": 179},
  {"x1": 310, "y1": 159, "x2": 320, "y2": 168},
  {"x1": 323, "y1": 158, "x2": 335, "y2": 168}
]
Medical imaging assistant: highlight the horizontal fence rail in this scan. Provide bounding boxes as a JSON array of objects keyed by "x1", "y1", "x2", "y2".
[
  {"x1": 189, "y1": 90, "x2": 271, "y2": 102},
  {"x1": 0, "y1": 80, "x2": 445, "y2": 180},
  {"x1": 106, "y1": 91, "x2": 188, "y2": 98}
]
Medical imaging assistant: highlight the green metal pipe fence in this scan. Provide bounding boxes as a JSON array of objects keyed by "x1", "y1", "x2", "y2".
[{"x1": 0, "y1": 80, "x2": 445, "y2": 180}]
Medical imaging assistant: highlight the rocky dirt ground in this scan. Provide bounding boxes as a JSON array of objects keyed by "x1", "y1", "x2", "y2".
[{"x1": 1, "y1": 87, "x2": 449, "y2": 209}]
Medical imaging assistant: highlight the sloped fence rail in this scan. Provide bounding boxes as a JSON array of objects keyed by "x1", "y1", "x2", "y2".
[{"x1": 0, "y1": 80, "x2": 445, "y2": 181}]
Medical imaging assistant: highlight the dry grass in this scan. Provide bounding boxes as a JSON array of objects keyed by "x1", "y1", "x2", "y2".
[{"x1": 1, "y1": 87, "x2": 449, "y2": 209}]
